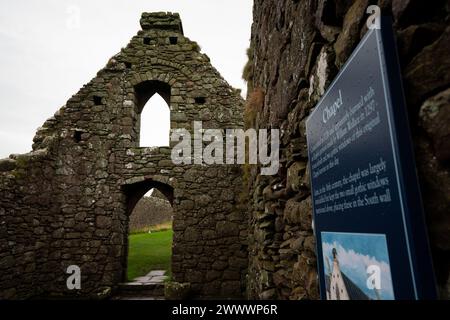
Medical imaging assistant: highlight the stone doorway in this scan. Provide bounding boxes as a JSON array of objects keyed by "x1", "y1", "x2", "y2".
[
  {"x1": 122, "y1": 179, "x2": 174, "y2": 283},
  {"x1": 126, "y1": 187, "x2": 173, "y2": 280}
]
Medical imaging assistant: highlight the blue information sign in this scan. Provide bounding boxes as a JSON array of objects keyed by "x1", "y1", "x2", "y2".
[{"x1": 306, "y1": 18, "x2": 437, "y2": 300}]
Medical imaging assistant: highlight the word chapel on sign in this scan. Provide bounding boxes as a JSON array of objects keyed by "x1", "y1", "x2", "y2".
[{"x1": 170, "y1": 121, "x2": 280, "y2": 175}]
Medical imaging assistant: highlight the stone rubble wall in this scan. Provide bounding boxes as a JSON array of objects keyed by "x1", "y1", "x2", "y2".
[
  {"x1": 0, "y1": 12, "x2": 247, "y2": 299},
  {"x1": 245, "y1": 0, "x2": 450, "y2": 299},
  {"x1": 129, "y1": 196, "x2": 173, "y2": 233}
]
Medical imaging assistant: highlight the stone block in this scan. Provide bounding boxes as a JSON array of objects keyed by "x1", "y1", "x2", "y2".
[
  {"x1": 419, "y1": 88, "x2": 450, "y2": 162},
  {"x1": 164, "y1": 282, "x2": 192, "y2": 300}
]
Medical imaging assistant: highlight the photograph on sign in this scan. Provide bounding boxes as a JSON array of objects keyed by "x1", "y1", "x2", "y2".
[{"x1": 322, "y1": 231, "x2": 394, "y2": 300}]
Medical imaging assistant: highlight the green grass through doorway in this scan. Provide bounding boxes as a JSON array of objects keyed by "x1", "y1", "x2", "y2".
[{"x1": 127, "y1": 229, "x2": 173, "y2": 281}]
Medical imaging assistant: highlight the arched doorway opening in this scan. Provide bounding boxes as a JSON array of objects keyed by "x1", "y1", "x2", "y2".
[
  {"x1": 122, "y1": 179, "x2": 174, "y2": 283},
  {"x1": 134, "y1": 80, "x2": 171, "y2": 147}
]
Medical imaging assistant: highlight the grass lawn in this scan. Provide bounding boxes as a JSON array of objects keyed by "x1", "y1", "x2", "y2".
[{"x1": 127, "y1": 229, "x2": 173, "y2": 281}]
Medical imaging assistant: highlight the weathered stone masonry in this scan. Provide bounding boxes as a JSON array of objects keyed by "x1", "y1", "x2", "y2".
[
  {"x1": 0, "y1": 12, "x2": 247, "y2": 299},
  {"x1": 245, "y1": 0, "x2": 450, "y2": 299},
  {"x1": 1, "y1": 3, "x2": 449, "y2": 301}
]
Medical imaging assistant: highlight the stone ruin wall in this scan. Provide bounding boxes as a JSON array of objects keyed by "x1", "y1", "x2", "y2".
[
  {"x1": 245, "y1": 0, "x2": 450, "y2": 299},
  {"x1": 0, "y1": 12, "x2": 247, "y2": 299},
  {"x1": 129, "y1": 195, "x2": 173, "y2": 233}
]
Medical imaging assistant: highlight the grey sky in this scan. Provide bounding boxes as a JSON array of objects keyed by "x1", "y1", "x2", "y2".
[{"x1": 0, "y1": 0, "x2": 253, "y2": 158}]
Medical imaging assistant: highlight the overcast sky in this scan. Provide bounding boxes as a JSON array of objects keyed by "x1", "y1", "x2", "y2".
[{"x1": 0, "y1": 0, "x2": 253, "y2": 158}]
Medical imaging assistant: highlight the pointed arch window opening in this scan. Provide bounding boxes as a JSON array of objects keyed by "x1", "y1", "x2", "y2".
[{"x1": 134, "y1": 80, "x2": 171, "y2": 148}]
